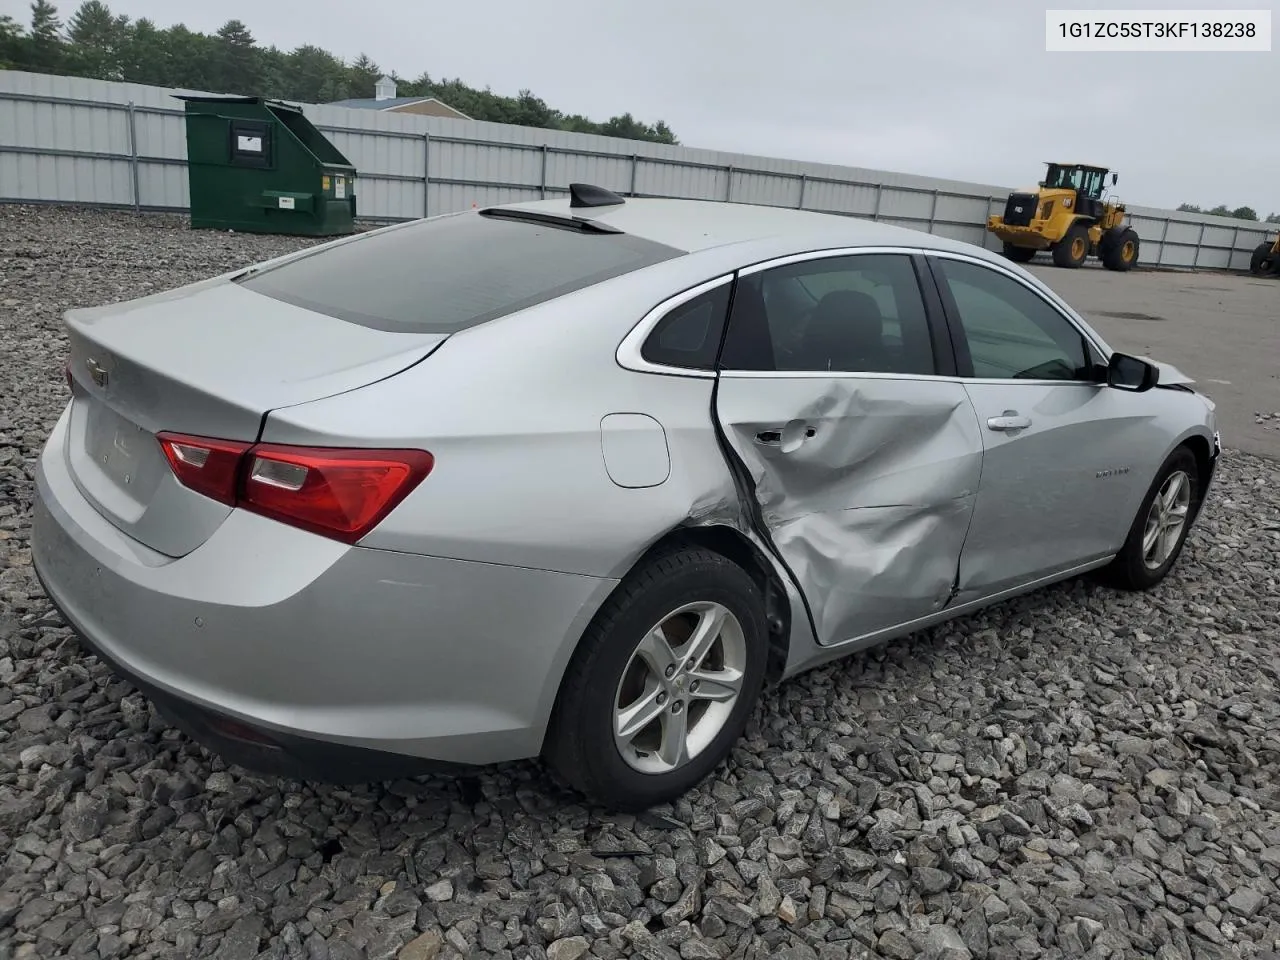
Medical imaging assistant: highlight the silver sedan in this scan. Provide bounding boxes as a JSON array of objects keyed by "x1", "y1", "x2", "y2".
[{"x1": 31, "y1": 185, "x2": 1220, "y2": 810}]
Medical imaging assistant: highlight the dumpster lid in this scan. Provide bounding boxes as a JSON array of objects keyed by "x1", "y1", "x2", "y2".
[{"x1": 173, "y1": 94, "x2": 305, "y2": 113}]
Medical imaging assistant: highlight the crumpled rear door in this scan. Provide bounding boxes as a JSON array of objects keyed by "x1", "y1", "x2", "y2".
[{"x1": 714, "y1": 374, "x2": 984, "y2": 645}]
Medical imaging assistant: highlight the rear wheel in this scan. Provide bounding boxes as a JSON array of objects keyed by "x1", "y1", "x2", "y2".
[
  {"x1": 1102, "y1": 446, "x2": 1200, "y2": 591},
  {"x1": 1002, "y1": 243, "x2": 1037, "y2": 263},
  {"x1": 543, "y1": 547, "x2": 768, "y2": 811},
  {"x1": 1251, "y1": 241, "x2": 1276, "y2": 276},
  {"x1": 1101, "y1": 227, "x2": 1140, "y2": 271},
  {"x1": 1052, "y1": 222, "x2": 1091, "y2": 268}
]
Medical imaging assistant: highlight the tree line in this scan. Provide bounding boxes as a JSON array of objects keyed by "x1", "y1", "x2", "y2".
[
  {"x1": 0, "y1": 1, "x2": 680, "y2": 144},
  {"x1": 1177, "y1": 203, "x2": 1280, "y2": 224}
]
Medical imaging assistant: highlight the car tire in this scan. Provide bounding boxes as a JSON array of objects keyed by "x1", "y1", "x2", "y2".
[
  {"x1": 543, "y1": 547, "x2": 768, "y2": 811},
  {"x1": 1052, "y1": 222, "x2": 1091, "y2": 268},
  {"x1": 1102, "y1": 446, "x2": 1200, "y2": 591}
]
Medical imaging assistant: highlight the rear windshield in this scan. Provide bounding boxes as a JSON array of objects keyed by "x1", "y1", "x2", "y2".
[{"x1": 237, "y1": 211, "x2": 684, "y2": 334}]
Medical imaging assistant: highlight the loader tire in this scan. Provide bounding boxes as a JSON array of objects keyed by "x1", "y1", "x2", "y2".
[
  {"x1": 1002, "y1": 243, "x2": 1037, "y2": 263},
  {"x1": 1102, "y1": 227, "x2": 1140, "y2": 272},
  {"x1": 1052, "y1": 222, "x2": 1090, "y2": 268},
  {"x1": 1251, "y1": 242, "x2": 1277, "y2": 276}
]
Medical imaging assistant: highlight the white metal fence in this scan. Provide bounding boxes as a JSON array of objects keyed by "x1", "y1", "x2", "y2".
[{"x1": 1, "y1": 69, "x2": 1273, "y2": 271}]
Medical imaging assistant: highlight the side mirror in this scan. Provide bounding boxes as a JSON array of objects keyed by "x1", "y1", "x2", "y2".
[
  {"x1": 1111, "y1": 173, "x2": 1119, "y2": 185},
  {"x1": 1107, "y1": 352, "x2": 1158, "y2": 392}
]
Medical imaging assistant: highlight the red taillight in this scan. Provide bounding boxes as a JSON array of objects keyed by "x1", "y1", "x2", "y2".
[
  {"x1": 155, "y1": 432, "x2": 433, "y2": 544},
  {"x1": 157, "y1": 433, "x2": 253, "y2": 507},
  {"x1": 241, "y1": 444, "x2": 434, "y2": 544}
]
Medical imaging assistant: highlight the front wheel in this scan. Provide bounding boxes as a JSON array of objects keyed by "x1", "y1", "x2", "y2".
[
  {"x1": 543, "y1": 547, "x2": 768, "y2": 811},
  {"x1": 1052, "y1": 222, "x2": 1091, "y2": 268},
  {"x1": 1102, "y1": 446, "x2": 1200, "y2": 591}
]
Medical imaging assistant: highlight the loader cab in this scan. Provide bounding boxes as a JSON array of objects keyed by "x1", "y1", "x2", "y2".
[{"x1": 1042, "y1": 163, "x2": 1114, "y2": 218}]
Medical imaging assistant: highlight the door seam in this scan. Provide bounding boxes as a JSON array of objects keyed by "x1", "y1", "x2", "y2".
[{"x1": 944, "y1": 382, "x2": 989, "y2": 607}]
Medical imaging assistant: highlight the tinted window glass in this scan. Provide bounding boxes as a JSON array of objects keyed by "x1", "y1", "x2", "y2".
[
  {"x1": 640, "y1": 284, "x2": 731, "y2": 370},
  {"x1": 934, "y1": 258, "x2": 1090, "y2": 381},
  {"x1": 238, "y1": 211, "x2": 683, "y2": 334},
  {"x1": 719, "y1": 253, "x2": 936, "y2": 375}
]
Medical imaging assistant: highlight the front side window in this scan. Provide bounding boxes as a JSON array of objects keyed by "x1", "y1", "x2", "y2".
[
  {"x1": 719, "y1": 253, "x2": 937, "y2": 375},
  {"x1": 933, "y1": 257, "x2": 1092, "y2": 381}
]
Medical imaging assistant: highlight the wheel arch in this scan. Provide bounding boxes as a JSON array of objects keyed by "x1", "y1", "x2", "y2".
[
  {"x1": 1175, "y1": 431, "x2": 1215, "y2": 518},
  {"x1": 621, "y1": 523, "x2": 795, "y2": 685},
  {"x1": 535, "y1": 519, "x2": 801, "y2": 759},
  {"x1": 1144, "y1": 425, "x2": 1216, "y2": 526}
]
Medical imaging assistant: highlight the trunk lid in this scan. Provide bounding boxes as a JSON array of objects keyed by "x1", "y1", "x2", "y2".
[{"x1": 63, "y1": 278, "x2": 445, "y2": 557}]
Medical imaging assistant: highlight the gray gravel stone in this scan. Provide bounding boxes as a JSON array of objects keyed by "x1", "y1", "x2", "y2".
[
  {"x1": 547, "y1": 936, "x2": 591, "y2": 960},
  {"x1": 925, "y1": 924, "x2": 973, "y2": 960},
  {"x1": 1226, "y1": 887, "x2": 1266, "y2": 918}
]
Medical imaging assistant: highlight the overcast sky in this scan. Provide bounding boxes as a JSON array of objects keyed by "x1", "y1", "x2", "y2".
[{"x1": 10, "y1": 0, "x2": 1280, "y2": 215}]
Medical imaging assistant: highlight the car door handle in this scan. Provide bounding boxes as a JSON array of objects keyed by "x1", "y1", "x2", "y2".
[
  {"x1": 755, "y1": 423, "x2": 817, "y2": 450},
  {"x1": 986, "y1": 412, "x2": 1032, "y2": 431}
]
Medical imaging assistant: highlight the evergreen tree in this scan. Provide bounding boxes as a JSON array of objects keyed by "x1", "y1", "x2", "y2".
[
  {"x1": 66, "y1": 0, "x2": 129, "y2": 80},
  {"x1": 27, "y1": 0, "x2": 66, "y2": 73}
]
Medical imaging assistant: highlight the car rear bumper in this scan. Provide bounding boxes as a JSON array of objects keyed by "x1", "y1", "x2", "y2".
[{"x1": 31, "y1": 407, "x2": 617, "y2": 781}]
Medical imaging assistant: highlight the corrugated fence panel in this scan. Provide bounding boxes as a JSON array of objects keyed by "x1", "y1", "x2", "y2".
[
  {"x1": 137, "y1": 160, "x2": 187, "y2": 210},
  {"x1": 636, "y1": 159, "x2": 728, "y2": 201},
  {"x1": 354, "y1": 176, "x2": 421, "y2": 222},
  {"x1": 324, "y1": 128, "x2": 420, "y2": 178},
  {"x1": 430, "y1": 180, "x2": 540, "y2": 214},
  {"x1": 432, "y1": 139, "x2": 541, "y2": 190},
  {"x1": 132, "y1": 109, "x2": 179, "y2": 159},
  {"x1": 731, "y1": 170, "x2": 800, "y2": 208},
  {"x1": 936, "y1": 193, "x2": 996, "y2": 228},
  {"x1": 1165, "y1": 219, "x2": 1207, "y2": 247},
  {"x1": 1, "y1": 69, "x2": 1274, "y2": 272},
  {"x1": 879, "y1": 188, "x2": 935, "y2": 224},
  {"x1": 804, "y1": 179, "x2": 878, "y2": 217},
  {"x1": 932, "y1": 222, "x2": 989, "y2": 246},
  {"x1": 544, "y1": 151, "x2": 633, "y2": 196}
]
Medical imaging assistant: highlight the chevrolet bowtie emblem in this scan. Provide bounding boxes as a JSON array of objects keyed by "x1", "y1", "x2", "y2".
[{"x1": 86, "y1": 357, "x2": 108, "y2": 388}]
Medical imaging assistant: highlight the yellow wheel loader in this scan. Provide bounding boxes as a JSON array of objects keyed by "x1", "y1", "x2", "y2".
[
  {"x1": 987, "y1": 163, "x2": 1139, "y2": 271},
  {"x1": 1250, "y1": 233, "x2": 1280, "y2": 276}
]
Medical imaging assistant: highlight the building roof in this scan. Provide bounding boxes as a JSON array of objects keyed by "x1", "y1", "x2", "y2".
[
  {"x1": 326, "y1": 96, "x2": 468, "y2": 118},
  {"x1": 329, "y1": 96, "x2": 433, "y2": 110}
]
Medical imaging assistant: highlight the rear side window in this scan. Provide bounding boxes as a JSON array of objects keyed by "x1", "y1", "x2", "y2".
[
  {"x1": 640, "y1": 284, "x2": 732, "y2": 370},
  {"x1": 238, "y1": 211, "x2": 684, "y2": 334}
]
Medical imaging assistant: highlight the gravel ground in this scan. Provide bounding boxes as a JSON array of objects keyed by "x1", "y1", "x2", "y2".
[{"x1": 2, "y1": 204, "x2": 1280, "y2": 960}]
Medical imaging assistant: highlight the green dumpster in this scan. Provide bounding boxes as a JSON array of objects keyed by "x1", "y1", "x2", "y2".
[{"x1": 175, "y1": 94, "x2": 357, "y2": 237}]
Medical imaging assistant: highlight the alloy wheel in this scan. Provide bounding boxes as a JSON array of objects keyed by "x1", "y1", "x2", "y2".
[
  {"x1": 613, "y1": 600, "x2": 748, "y2": 774},
  {"x1": 1142, "y1": 469, "x2": 1192, "y2": 570}
]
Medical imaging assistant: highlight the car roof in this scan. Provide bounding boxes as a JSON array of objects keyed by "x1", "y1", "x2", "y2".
[{"x1": 491, "y1": 196, "x2": 1001, "y2": 263}]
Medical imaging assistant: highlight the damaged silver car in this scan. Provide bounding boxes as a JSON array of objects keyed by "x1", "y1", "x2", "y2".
[{"x1": 32, "y1": 184, "x2": 1220, "y2": 810}]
